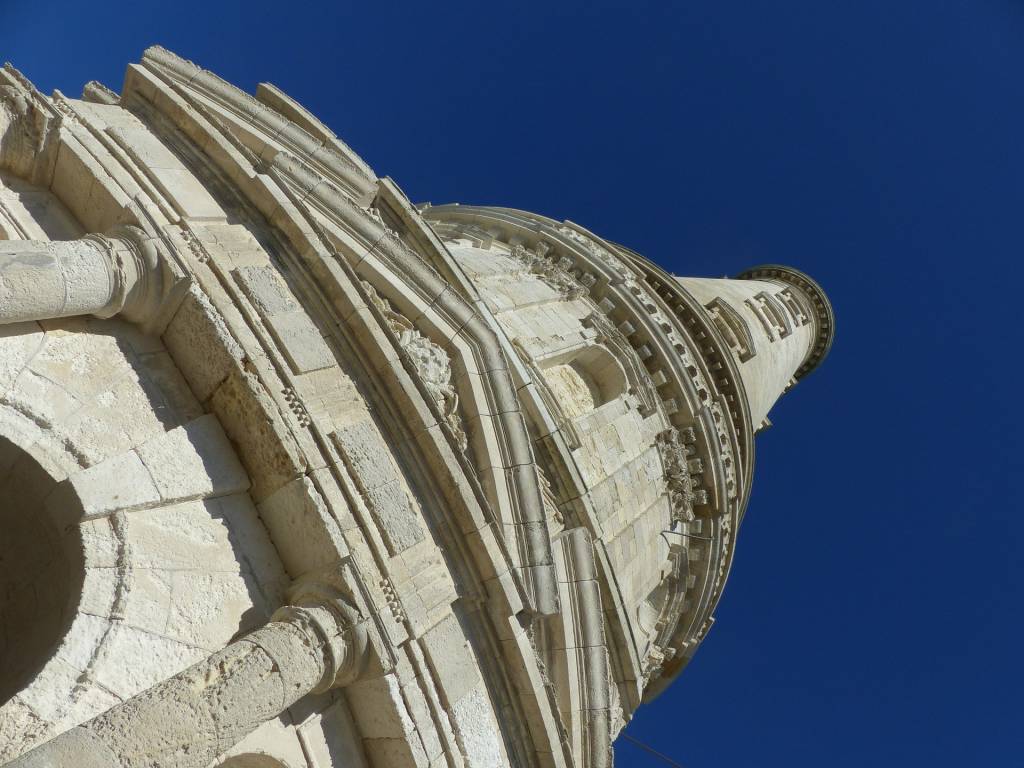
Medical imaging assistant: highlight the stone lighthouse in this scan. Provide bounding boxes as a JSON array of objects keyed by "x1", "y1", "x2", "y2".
[{"x1": 0, "y1": 47, "x2": 833, "y2": 768}]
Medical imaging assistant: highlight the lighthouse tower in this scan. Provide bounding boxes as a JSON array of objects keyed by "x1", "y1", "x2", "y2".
[
  {"x1": 0, "y1": 48, "x2": 834, "y2": 768},
  {"x1": 678, "y1": 266, "x2": 834, "y2": 429}
]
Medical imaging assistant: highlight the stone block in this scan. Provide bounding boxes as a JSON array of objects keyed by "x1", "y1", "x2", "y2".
[
  {"x1": 135, "y1": 414, "x2": 250, "y2": 503},
  {"x1": 77, "y1": 518, "x2": 120, "y2": 568},
  {"x1": 344, "y1": 674, "x2": 417, "y2": 740},
  {"x1": 90, "y1": 623, "x2": 202, "y2": 700},
  {"x1": 134, "y1": 349, "x2": 204, "y2": 425},
  {"x1": 4, "y1": 368, "x2": 82, "y2": 429},
  {"x1": 298, "y1": 699, "x2": 370, "y2": 768},
  {"x1": 165, "y1": 570, "x2": 256, "y2": 650},
  {"x1": 53, "y1": 372, "x2": 168, "y2": 468},
  {"x1": 363, "y1": 736, "x2": 430, "y2": 768},
  {"x1": 64, "y1": 449, "x2": 160, "y2": 519},
  {"x1": 256, "y1": 475, "x2": 347, "y2": 578},
  {"x1": 265, "y1": 310, "x2": 336, "y2": 373},
  {"x1": 0, "y1": 321, "x2": 45, "y2": 396},
  {"x1": 162, "y1": 286, "x2": 245, "y2": 402},
  {"x1": 53, "y1": 613, "x2": 109, "y2": 672},
  {"x1": 362, "y1": 480, "x2": 425, "y2": 555},
  {"x1": 0, "y1": 696, "x2": 54, "y2": 764},
  {"x1": 421, "y1": 614, "x2": 481, "y2": 707},
  {"x1": 119, "y1": 567, "x2": 172, "y2": 636},
  {"x1": 333, "y1": 420, "x2": 399, "y2": 493},
  {"x1": 213, "y1": 493, "x2": 290, "y2": 611},
  {"x1": 14, "y1": 657, "x2": 80, "y2": 723},
  {"x1": 450, "y1": 686, "x2": 508, "y2": 768},
  {"x1": 209, "y1": 367, "x2": 307, "y2": 501},
  {"x1": 234, "y1": 263, "x2": 335, "y2": 373},
  {"x1": 234, "y1": 264, "x2": 299, "y2": 315},
  {"x1": 78, "y1": 566, "x2": 119, "y2": 617}
]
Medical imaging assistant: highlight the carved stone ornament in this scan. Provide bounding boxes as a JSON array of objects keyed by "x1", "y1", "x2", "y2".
[
  {"x1": 510, "y1": 242, "x2": 586, "y2": 300},
  {"x1": 362, "y1": 281, "x2": 467, "y2": 452},
  {"x1": 557, "y1": 225, "x2": 633, "y2": 283},
  {"x1": 655, "y1": 428, "x2": 696, "y2": 522}
]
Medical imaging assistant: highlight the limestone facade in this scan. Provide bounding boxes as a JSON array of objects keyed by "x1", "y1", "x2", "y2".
[{"x1": 0, "y1": 48, "x2": 834, "y2": 768}]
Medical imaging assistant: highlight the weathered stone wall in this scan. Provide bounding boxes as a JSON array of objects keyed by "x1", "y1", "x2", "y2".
[
  {"x1": 0, "y1": 311, "x2": 290, "y2": 761},
  {"x1": 447, "y1": 240, "x2": 675, "y2": 632}
]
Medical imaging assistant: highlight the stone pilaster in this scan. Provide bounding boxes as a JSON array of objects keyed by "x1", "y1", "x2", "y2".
[{"x1": 7, "y1": 600, "x2": 367, "y2": 768}]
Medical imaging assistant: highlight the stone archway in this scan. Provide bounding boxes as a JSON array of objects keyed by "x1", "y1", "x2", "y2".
[{"x1": 0, "y1": 436, "x2": 85, "y2": 706}]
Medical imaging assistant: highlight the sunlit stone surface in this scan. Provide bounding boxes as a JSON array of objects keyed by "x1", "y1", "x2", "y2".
[{"x1": 0, "y1": 48, "x2": 832, "y2": 768}]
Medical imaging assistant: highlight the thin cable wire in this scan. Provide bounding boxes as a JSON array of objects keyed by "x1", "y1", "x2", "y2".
[
  {"x1": 620, "y1": 732, "x2": 688, "y2": 768},
  {"x1": 661, "y1": 529, "x2": 713, "y2": 541}
]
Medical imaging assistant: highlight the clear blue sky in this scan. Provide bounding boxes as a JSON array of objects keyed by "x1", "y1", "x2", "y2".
[{"x1": 3, "y1": 2, "x2": 1021, "y2": 765}]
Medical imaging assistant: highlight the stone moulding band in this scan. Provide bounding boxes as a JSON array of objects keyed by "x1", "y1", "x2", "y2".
[{"x1": 264, "y1": 154, "x2": 560, "y2": 617}]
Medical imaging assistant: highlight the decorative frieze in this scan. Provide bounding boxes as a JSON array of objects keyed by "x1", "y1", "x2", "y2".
[
  {"x1": 380, "y1": 578, "x2": 407, "y2": 624},
  {"x1": 282, "y1": 386, "x2": 311, "y2": 427}
]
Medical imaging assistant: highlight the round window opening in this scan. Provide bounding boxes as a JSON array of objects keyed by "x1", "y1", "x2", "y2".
[{"x1": 0, "y1": 436, "x2": 85, "y2": 706}]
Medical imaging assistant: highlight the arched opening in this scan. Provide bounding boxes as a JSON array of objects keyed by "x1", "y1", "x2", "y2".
[
  {"x1": 637, "y1": 580, "x2": 670, "y2": 643},
  {"x1": 0, "y1": 171, "x2": 83, "y2": 242},
  {"x1": 217, "y1": 754, "x2": 290, "y2": 768},
  {"x1": 540, "y1": 345, "x2": 628, "y2": 421},
  {"x1": 0, "y1": 437, "x2": 84, "y2": 705}
]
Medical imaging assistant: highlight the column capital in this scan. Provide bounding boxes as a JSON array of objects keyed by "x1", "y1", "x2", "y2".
[
  {"x1": 271, "y1": 595, "x2": 369, "y2": 691},
  {"x1": 77, "y1": 226, "x2": 165, "y2": 324}
]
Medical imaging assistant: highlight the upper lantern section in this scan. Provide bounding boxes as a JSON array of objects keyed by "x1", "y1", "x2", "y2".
[
  {"x1": 736, "y1": 264, "x2": 836, "y2": 380},
  {"x1": 676, "y1": 265, "x2": 835, "y2": 428}
]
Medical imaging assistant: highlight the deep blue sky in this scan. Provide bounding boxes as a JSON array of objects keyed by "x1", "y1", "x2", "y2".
[{"x1": 3, "y1": 2, "x2": 1021, "y2": 766}]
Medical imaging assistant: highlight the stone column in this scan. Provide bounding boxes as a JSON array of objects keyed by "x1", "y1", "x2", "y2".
[
  {"x1": 8, "y1": 600, "x2": 367, "y2": 768},
  {"x1": 0, "y1": 227, "x2": 164, "y2": 325}
]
